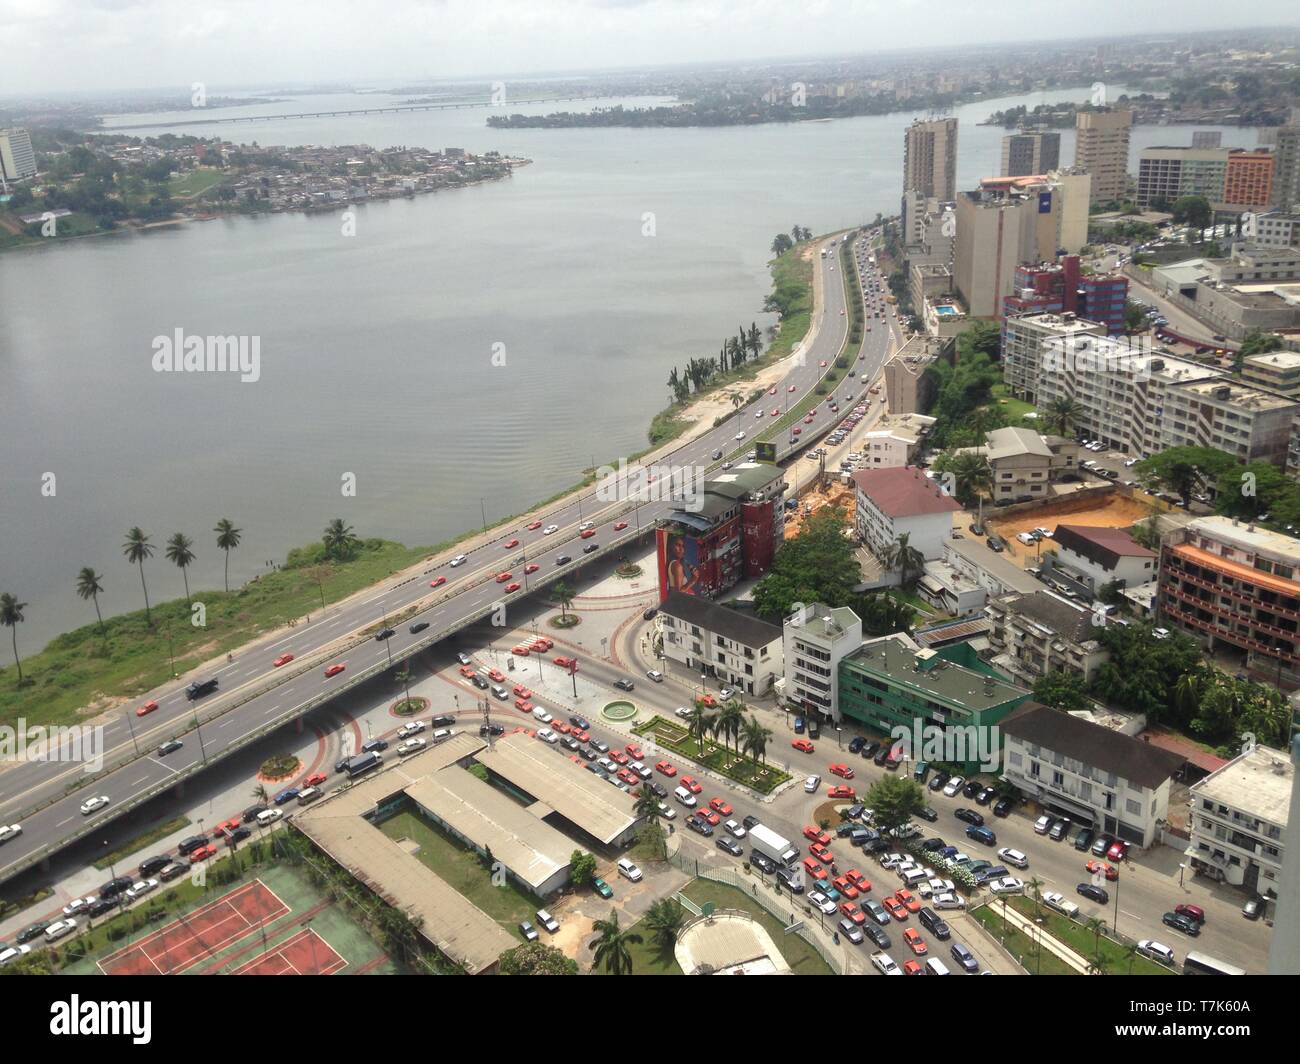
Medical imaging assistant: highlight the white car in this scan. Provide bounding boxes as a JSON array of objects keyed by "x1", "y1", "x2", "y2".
[
  {"x1": 657, "y1": 802, "x2": 677, "y2": 820},
  {"x1": 397, "y1": 720, "x2": 427, "y2": 739},
  {"x1": 532, "y1": 708, "x2": 553, "y2": 725},
  {"x1": 723, "y1": 819, "x2": 746, "y2": 838},
  {"x1": 1153, "y1": 627, "x2": 1171, "y2": 640},
  {"x1": 808, "y1": 890, "x2": 838, "y2": 915},
  {"x1": 997, "y1": 847, "x2": 1029, "y2": 869},
  {"x1": 734, "y1": 430, "x2": 746, "y2": 441},
  {"x1": 1137, "y1": 940, "x2": 1176, "y2": 966},
  {"x1": 871, "y1": 951, "x2": 902, "y2": 975},
  {"x1": 1042, "y1": 890, "x2": 1079, "y2": 918},
  {"x1": 125, "y1": 878, "x2": 159, "y2": 901},
  {"x1": 0, "y1": 944, "x2": 32, "y2": 967},
  {"x1": 942, "y1": 776, "x2": 964, "y2": 797},
  {"x1": 449, "y1": 554, "x2": 467, "y2": 567},
  {"x1": 755, "y1": 409, "x2": 764, "y2": 418},
  {"x1": 932, "y1": 892, "x2": 967, "y2": 910},
  {"x1": 986, "y1": 876, "x2": 1024, "y2": 895},
  {"x1": 804, "y1": 775, "x2": 821, "y2": 794},
  {"x1": 63, "y1": 896, "x2": 97, "y2": 917},
  {"x1": 645, "y1": 670, "x2": 663, "y2": 682},
  {"x1": 44, "y1": 919, "x2": 78, "y2": 942},
  {"x1": 918, "y1": 877, "x2": 955, "y2": 898},
  {"x1": 431, "y1": 728, "x2": 454, "y2": 743},
  {"x1": 630, "y1": 761, "x2": 652, "y2": 780},
  {"x1": 0, "y1": 823, "x2": 22, "y2": 843},
  {"x1": 674, "y1": 706, "x2": 693, "y2": 719},
  {"x1": 1033, "y1": 815, "x2": 1053, "y2": 835},
  {"x1": 542, "y1": 524, "x2": 559, "y2": 535},
  {"x1": 80, "y1": 795, "x2": 110, "y2": 816},
  {"x1": 536, "y1": 728, "x2": 558, "y2": 744},
  {"x1": 397, "y1": 737, "x2": 427, "y2": 756},
  {"x1": 578, "y1": 521, "x2": 594, "y2": 532},
  {"x1": 880, "y1": 852, "x2": 906, "y2": 870}
]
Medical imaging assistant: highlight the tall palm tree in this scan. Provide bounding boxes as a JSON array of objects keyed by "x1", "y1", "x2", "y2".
[
  {"x1": 553, "y1": 581, "x2": 574, "y2": 619},
  {"x1": 1087, "y1": 949, "x2": 1111, "y2": 976},
  {"x1": 740, "y1": 714, "x2": 772, "y2": 765},
  {"x1": 718, "y1": 699, "x2": 745, "y2": 753},
  {"x1": 1122, "y1": 940, "x2": 1142, "y2": 974},
  {"x1": 589, "y1": 910, "x2": 642, "y2": 976},
  {"x1": 1026, "y1": 876, "x2": 1044, "y2": 917},
  {"x1": 321, "y1": 518, "x2": 358, "y2": 560},
  {"x1": 1085, "y1": 916, "x2": 1106, "y2": 954},
  {"x1": 644, "y1": 898, "x2": 686, "y2": 950},
  {"x1": 0, "y1": 593, "x2": 27, "y2": 683},
  {"x1": 214, "y1": 518, "x2": 241, "y2": 593},
  {"x1": 251, "y1": 782, "x2": 268, "y2": 804},
  {"x1": 947, "y1": 451, "x2": 992, "y2": 518},
  {"x1": 1173, "y1": 669, "x2": 1205, "y2": 720},
  {"x1": 685, "y1": 705, "x2": 714, "y2": 751},
  {"x1": 165, "y1": 532, "x2": 196, "y2": 605},
  {"x1": 1044, "y1": 396, "x2": 1085, "y2": 439},
  {"x1": 885, "y1": 532, "x2": 925, "y2": 587},
  {"x1": 122, "y1": 527, "x2": 155, "y2": 625},
  {"x1": 75, "y1": 567, "x2": 106, "y2": 633},
  {"x1": 634, "y1": 789, "x2": 662, "y2": 823}
]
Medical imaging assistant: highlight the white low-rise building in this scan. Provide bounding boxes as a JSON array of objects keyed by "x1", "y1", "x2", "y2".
[
  {"x1": 1046, "y1": 524, "x2": 1157, "y2": 592},
  {"x1": 852, "y1": 466, "x2": 961, "y2": 564},
  {"x1": 1000, "y1": 701, "x2": 1185, "y2": 848},
  {"x1": 659, "y1": 591, "x2": 784, "y2": 697},
  {"x1": 781, "y1": 603, "x2": 863, "y2": 723},
  {"x1": 1189, "y1": 743, "x2": 1291, "y2": 894}
]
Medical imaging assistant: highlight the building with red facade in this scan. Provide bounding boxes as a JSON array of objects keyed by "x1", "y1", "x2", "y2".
[
  {"x1": 655, "y1": 461, "x2": 787, "y2": 602},
  {"x1": 1002, "y1": 255, "x2": 1129, "y2": 335}
]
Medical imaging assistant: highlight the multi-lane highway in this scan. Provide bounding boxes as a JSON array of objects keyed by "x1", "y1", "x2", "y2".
[{"x1": 0, "y1": 229, "x2": 895, "y2": 884}]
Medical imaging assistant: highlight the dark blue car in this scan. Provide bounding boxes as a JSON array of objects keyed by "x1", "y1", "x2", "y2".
[
  {"x1": 794, "y1": 716, "x2": 805, "y2": 734},
  {"x1": 274, "y1": 787, "x2": 300, "y2": 805}
]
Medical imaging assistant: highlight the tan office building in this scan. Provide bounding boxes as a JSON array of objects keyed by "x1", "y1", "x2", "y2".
[{"x1": 1074, "y1": 109, "x2": 1133, "y2": 205}]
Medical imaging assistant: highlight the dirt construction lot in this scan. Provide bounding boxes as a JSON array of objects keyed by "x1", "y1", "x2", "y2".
[{"x1": 985, "y1": 493, "x2": 1153, "y2": 565}]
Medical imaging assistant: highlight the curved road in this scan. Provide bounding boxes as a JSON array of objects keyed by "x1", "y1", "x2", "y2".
[{"x1": 0, "y1": 229, "x2": 897, "y2": 885}]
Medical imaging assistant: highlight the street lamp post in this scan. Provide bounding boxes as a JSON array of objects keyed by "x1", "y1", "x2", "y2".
[
  {"x1": 192, "y1": 708, "x2": 209, "y2": 764},
  {"x1": 123, "y1": 711, "x2": 141, "y2": 757}
]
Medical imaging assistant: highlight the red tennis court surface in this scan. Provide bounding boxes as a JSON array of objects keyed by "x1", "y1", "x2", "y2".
[
  {"x1": 230, "y1": 928, "x2": 346, "y2": 975},
  {"x1": 99, "y1": 880, "x2": 290, "y2": 975}
]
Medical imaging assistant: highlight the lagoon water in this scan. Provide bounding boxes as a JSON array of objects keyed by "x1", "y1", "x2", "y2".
[{"x1": 0, "y1": 86, "x2": 1262, "y2": 648}]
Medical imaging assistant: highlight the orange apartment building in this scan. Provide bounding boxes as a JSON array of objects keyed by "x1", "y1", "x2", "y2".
[
  {"x1": 1159, "y1": 515, "x2": 1300, "y2": 691},
  {"x1": 1224, "y1": 150, "x2": 1275, "y2": 211}
]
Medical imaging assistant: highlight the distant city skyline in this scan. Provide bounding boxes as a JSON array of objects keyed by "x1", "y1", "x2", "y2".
[{"x1": 6, "y1": 0, "x2": 1300, "y2": 97}]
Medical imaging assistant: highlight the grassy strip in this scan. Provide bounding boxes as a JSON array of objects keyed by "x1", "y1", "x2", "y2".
[
  {"x1": 167, "y1": 169, "x2": 227, "y2": 198},
  {"x1": 1006, "y1": 895, "x2": 1172, "y2": 975},
  {"x1": 632, "y1": 715, "x2": 791, "y2": 794},
  {"x1": 992, "y1": 382, "x2": 1037, "y2": 424},
  {"x1": 683, "y1": 879, "x2": 834, "y2": 975},
  {"x1": 0, "y1": 539, "x2": 431, "y2": 732},
  {"x1": 93, "y1": 816, "x2": 190, "y2": 869},
  {"x1": 969, "y1": 902, "x2": 1075, "y2": 975}
]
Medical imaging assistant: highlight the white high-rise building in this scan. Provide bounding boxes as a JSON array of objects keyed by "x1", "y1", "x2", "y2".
[{"x1": 0, "y1": 128, "x2": 37, "y2": 181}]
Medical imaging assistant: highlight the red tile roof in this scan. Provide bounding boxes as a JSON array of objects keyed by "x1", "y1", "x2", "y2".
[{"x1": 851, "y1": 466, "x2": 962, "y2": 519}]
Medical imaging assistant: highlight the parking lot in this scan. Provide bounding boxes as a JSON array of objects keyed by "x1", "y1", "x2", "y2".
[{"x1": 984, "y1": 491, "x2": 1155, "y2": 564}]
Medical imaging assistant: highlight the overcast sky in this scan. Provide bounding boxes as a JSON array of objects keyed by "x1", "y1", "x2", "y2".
[{"x1": 5, "y1": 0, "x2": 1299, "y2": 97}]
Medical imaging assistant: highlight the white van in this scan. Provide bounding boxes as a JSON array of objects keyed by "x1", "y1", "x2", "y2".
[
  {"x1": 532, "y1": 706, "x2": 553, "y2": 724},
  {"x1": 256, "y1": 808, "x2": 284, "y2": 827},
  {"x1": 901, "y1": 866, "x2": 929, "y2": 887},
  {"x1": 924, "y1": 958, "x2": 951, "y2": 975},
  {"x1": 44, "y1": 919, "x2": 77, "y2": 943},
  {"x1": 297, "y1": 786, "x2": 322, "y2": 805},
  {"x1": 673, "y1": 785, "x2": 697, "y2": 807},
  {"x1": 617, "y1": 857, "x2": 643, "y2": 882}
]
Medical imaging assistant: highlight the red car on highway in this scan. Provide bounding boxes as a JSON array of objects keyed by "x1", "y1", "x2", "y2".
[
  {"x1": 524, "y1": 563, "x2": 539, "y2": 574},
  {"x1": 495, "y1": 571, "x2": 513, "y2": 583},
  {"x1": 429, "y1": 576, "x2": 447, "y2": 589},
  {"x1": 136, "y1": 700, "x2": 159, "y2": 717},
  {"x1": 504, "y1": 539, "x2": 519, "y2": 549},
  {"x1": 324, "y1": 663, "x2": 346, "y2": 678},
  {"x1": 526, "y1": 521, "x2": 542, "y2": 531},
  {"x1": 554, "y1": 656, "x2": 574, "y2": 668},
  {"x1": 614, "y1": 522, "x2": 628, "y2": 531},
  {"x1": 579, "y1": 529, "x2": 596, "y2": 539},
  {"x1": 505, "y1": 582, "x2": 521, "y2": 593},
  {"x1": 531, "y1": 637, "x2": 553, "y2": 651},
  {"x1": 273, "y1": 653, "x2": 294, "y2": 668}
]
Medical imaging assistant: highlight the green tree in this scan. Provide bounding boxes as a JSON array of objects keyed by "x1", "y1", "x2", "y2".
[
  {"x1": 165, "y1": 532, "x2": 196, "y2": 605},
  {"x1": 752, "y1": 507, "x2": 862, "y2": 621},
  {"x1": 122, "y1": 527, "x2": 155, "y2": 625},
  {"x1": 1123, "y1": 300, "x2": 1148, "y2": 335},
  {"x1": 685, "y1": 704, "x2": 714, "y2": 751},
  {"x1": 321, "y1": 518, "x2": 358, "y2": 560},
  {"x1": 1134, "y1": 446, "x2": 1237, "y2": 507},
  {"x1": 569, "y1": 850, "x2": 597, "y2": 888},
  {"x1": 864, "y1": 774, "x2": 924, "y2": 834},
  {"x1": 717, "y1": 698, "x2": 745, "y2": 753},
  {"x1": 883, "y1": 532, "x2": 925, "y2": 586},
  {"x1": 75, "y1": 567, "x2": 106, "y2": 634},
  {"x1": 498, "y1": 941, "x2": 578, "y2": 975},
  {"x1": 589, "y1": 910, "x2": 642, "y2": 975},
  {"x1": 771, "y1": 233, "x2": 794, "y2": 256},
  {"x1": 0, "y1": 593, "x2": 27, "y2": 684},
  {"x1": 1033, "y1": 670, "x2": 1090, "y2": 711},
  {"x1": 740, "y1": 714, "x2": 772, "y2": 765},
  {"x1": 644, "y1": 897, "x2": 686, "y2": 949},
  {"x1": 1239, "y1": 329, "x2": 1284, "y2": 358},
  {"x1": 1172, "y1": 194, "x2": 1212, "y2": 234},
  {"x1": 214, "y1": 517, "x2": 241, "y2": 593},
  {"x1": 553, "y1": 581, "x2": 574, "y2": 619}
]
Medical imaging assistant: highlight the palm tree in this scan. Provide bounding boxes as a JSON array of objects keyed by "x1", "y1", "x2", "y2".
[
  {"x1": 589, "y1": 910, "x2": 642, "y2": 975},
  {"x1": 122, "y1": 527, "x2": 155, "y2": 625},
  {"x1": 165, "y1": 533, "x2": 196, "y2": 605},
  {"x1": 75, "y1": 567, "x2": 106, "y2": 633},
  {"x1": 633, "y1": 789, "x2": 662, "y2": 823},
  {"x1": 1122, "y1": 940, "x2": 1141, "y2": 974},
  {"x1": 321, "y1": 518, "x2": 358, "y2": 560},
  {"x1": 685, "y1": 705, "x2": 714, "y2": 751},
  {"x1": 884, "y1": 532, "x2": 925, "y2": 587},
  {"x1": 251, "y1": 783, "x2": 268, "y2": 804},
  {"x1": 946, "y1": 451, "x2": 993, "y2": 518},
  {"x1": 1085, "y1": 916, "x2": 1106, "y2": 955},
  {"x1": 553, "y1": 581, "x2": 574, "y2": 620},
  {"x1": 214, "y1": 518, "x2": 241, "y2": 593},
  {"x1": 1173, "y1": 669, "x2": 1205, "y2": 719},
  {"x1": 0, "y1": 593, "x2": 27, "y2": 683},
  {"x1": 1027, "y1": 876, "x2": 1044, "y2": 917},
  {"x1": 1044, "y1": 396, "x2": 1085, "y2": 439},
  {"x1": 1087, "y1": 948, "x2": 1112, "y2": 975},
  {"x1": 644, "y1": 898, "x2": 686, "y2": 950},
  {"x1": 740, "y1": 714, "x2": 772, "y2": 764},
  {"x1": 718, "y1": 699, "x2": 745, "y2": 753},
  {"x1": 729, "y1": 389, "x2": 744, "y2": 411}
]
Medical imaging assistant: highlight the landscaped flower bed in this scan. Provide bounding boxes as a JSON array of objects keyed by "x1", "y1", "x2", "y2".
[{"x1": 632, "y1": 715, "x2": 791, "y2": 794}]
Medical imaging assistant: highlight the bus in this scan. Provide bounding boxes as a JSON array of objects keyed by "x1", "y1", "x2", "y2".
[{"x1": 1183, "y1": 951, "x2": 1246, "y2": 976}]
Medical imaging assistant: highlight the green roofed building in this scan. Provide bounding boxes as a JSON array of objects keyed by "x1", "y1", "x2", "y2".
[{"x1": 837, "y1": 633, "x2": 1030, "y2": 773}]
